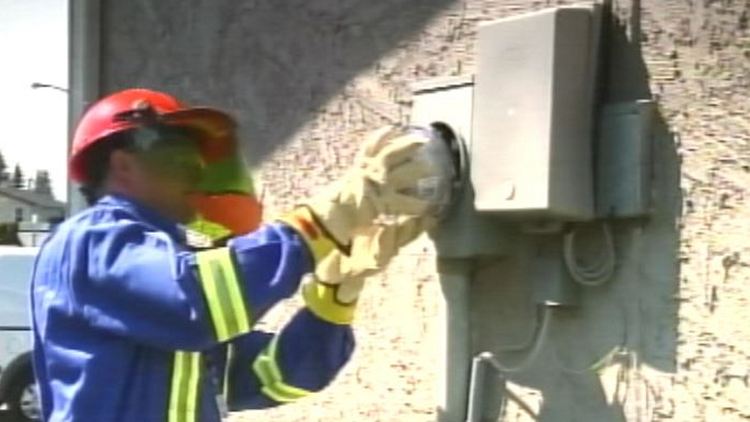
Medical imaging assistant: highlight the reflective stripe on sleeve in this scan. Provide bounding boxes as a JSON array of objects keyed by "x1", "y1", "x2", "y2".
[
  {"x1": 195, "y1": 247, "x2": 251, "y2": 341},
  {"x1": 252, "y1": 337, "x2": 313, "y2": 403}
]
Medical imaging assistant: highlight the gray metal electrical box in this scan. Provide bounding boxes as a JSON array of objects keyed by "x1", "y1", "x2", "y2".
[
  {"x1": 596, "y1": 100, "x2": 655, "y2": 218},
  {"x1": 471, "y1": 6, "x2": 601, "y2": 220},
  {"x1": 411, "y1": 76, "x2": 513, "y2": 258}
]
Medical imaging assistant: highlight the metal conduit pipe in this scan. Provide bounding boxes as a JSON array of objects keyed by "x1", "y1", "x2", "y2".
[
  {"x1": 436, "y1": 258, "x2": 473, "y2": 422},
  {"x1": 68, "y1": 0, "x2": 101, "y2": 215}
]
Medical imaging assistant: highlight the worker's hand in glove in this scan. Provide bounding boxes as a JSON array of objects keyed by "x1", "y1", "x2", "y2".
[
  {"x1": 302, "y1": 216, "x2": 434, "y2": 325},
  {"x1": 315, "y1": 215, "x2": 434, "y2": 284},
  {"x1": 278, "y1": 126, "x2": 437, "y2": 263}
]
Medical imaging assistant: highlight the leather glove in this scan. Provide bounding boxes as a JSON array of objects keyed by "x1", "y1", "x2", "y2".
[
  {"x1": 302, "y1": 216, "x2": 434, "y2": 324},
  {"x1": 315, "y1": 216, "x2": 434, "y2": 284},
  {"x1": 278, "y1": 126, "x2": 437, "y2": 263}
]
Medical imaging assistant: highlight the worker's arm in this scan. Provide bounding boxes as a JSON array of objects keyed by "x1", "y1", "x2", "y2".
[
  {"x1": 73, "y1": 127, "x2": 435, "y2": 351},
  {"x1": 75, "y1": 218, "x2": 314, "y2": 351},
  {"x1": 210, "y1": 307, "x2": 354, "y2": 410},
  {"x1": 206, "y1": 215, "x2": 431, "y2": 408}
]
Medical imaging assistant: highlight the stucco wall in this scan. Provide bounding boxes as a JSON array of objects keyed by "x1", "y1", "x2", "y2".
[{"x1": 97, "y1": 0, "x2": 750, "y2": 420}]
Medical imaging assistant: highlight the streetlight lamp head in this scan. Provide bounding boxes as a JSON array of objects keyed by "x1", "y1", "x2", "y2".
[{"x1": 31, "y1": 82, "x2": 69, "y2": 93}]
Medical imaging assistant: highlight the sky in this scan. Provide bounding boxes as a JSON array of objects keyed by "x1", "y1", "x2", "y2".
[{"x1": 0, "y1": 0, "x2": 68, "y2": 200}]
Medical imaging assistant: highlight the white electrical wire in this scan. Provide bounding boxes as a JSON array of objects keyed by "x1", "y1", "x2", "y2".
[
  {"x1": 482, "y1": 306, "x2": 554, "y2": 374},
  {"x1": 563, "y1": 221, "x2": 617, "y2": 287},
  {"x1": 554, "y1": 345, "x2": 627, "y2": 375}
]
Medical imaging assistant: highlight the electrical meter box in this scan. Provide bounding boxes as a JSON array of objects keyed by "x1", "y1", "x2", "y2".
[
  {"x1": 471, "y1": 5, "x2": 601, "y2": 220},
  {"x1": 412, "y1": 75, "x2": 513, "y2": 258}
]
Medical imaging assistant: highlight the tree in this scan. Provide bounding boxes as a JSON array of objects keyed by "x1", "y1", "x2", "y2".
[
  {"x1": 0, "y1": 222, "x2": 20, "y2": 245},
  {"x1": 11, "y1": 164, "x2": 25, "y2": 189},
  {"x1": 0, "y1": 150, "x2": 7, "y2": 185},
  {"x1": 34, "y1": 170, "x2": 53, "y2": 196}
]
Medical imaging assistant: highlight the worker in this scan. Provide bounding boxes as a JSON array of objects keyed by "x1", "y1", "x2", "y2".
[{"x1": 30, "y1": 88, "x2": 437, "y2": 422}]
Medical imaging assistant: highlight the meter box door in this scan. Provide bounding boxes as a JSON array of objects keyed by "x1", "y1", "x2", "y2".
[{"x1": 471, "y1": 5, "x2": 602, "y2": 221}]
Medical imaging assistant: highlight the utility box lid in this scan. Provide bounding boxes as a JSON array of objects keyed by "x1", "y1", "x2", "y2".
[{"x1": 471, "y1": 5, "x2": 601, "y2": 220}]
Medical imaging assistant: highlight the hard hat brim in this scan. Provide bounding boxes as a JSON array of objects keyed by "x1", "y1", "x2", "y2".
[{"x1": 161, "y1": 107, "x2": 238, "y2": 162}]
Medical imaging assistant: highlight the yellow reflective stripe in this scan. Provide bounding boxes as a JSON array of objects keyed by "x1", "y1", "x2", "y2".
[
  {"x1": 223, "y1": 344, "x2": 234, "y2": 398},
  {"x1": 196, "y1": 248, "x2": 251, "y2": 341},
  {"x1": 302, "y1": 281, "x2": 356, "y2": 325},
  {"x1": 252, "y1": 337, "x2": 313, "y2": 403},
  {"x1": 263, "y1": 338, "x2": 311, "y2": 399},
  {"x1": 186, "y1": 354, "x2": 200, "y2": 419},
  {"x1": 168, "y1": 351, "x2": 202, "y2": 422},
  {"x1": 188, "y1": 217, "x2": 232, "y2": 241}
]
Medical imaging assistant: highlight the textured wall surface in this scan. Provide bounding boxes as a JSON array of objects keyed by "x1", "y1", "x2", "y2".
[{"x1": 97, "y1": 0, "x2": 750, "y2": 420}]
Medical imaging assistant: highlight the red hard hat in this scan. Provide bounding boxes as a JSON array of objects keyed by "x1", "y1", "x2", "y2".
[{"x1": 70, "y1": 88, "x2": 237, "y2": 183}]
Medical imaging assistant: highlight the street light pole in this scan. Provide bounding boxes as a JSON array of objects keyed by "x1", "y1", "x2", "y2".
[{"x1": 30, "y1": 82, "x2": 69, "y2": 93}]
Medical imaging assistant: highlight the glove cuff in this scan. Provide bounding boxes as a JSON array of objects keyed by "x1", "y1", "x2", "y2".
[
  {"x1": 302, "y1": 280, "x2": 357, "y2": 325},
  {"x1": 277, "y1": 207, "x2": 342, "y2": 264}
]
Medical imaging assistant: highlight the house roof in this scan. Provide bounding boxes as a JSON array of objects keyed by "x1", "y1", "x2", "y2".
[{"x1": 0, "y1": 186, "x2": 65, "y2": 210}]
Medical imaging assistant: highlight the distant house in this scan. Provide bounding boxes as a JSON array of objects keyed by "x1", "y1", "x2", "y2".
[{"x1": 0, "y1": 186, "x2": 65, "y2": 224}]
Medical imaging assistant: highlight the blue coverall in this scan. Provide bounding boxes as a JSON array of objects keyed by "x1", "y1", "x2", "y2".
[{"x1": 31, "y1": 194, "x2": 355, "y2": 422}]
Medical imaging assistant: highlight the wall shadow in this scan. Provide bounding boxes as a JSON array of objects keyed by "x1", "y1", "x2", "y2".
[
  {"x1": 99, "y1": 0, "x2": 456, "y2": 164},
  {"x1": 95, "y1": 2, "x2": 683, "y2": 421}
]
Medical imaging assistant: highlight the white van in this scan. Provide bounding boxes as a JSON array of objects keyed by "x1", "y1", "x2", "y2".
[{"x1": 0, "y1": 246, "x2": 40, "y2": 422}]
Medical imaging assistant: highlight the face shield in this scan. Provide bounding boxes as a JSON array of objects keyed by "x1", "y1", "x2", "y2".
[
  {"x1": 115, "y1": 105, "x2": 263, "y2": 239},
  {"x1": 130, "y1": 125, "x2": 207, "y2": 187},
  {"x1": 187, "y1": 154, "x2": 263, "y2": 240}
]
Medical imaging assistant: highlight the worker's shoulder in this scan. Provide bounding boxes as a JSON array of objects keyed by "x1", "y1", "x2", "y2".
[{"x1": 47, "y1": 203, "x2": 144, "y2": 243}]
